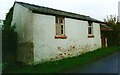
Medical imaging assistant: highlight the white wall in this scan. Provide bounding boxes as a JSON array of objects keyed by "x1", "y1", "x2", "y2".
[
  {"x1": 11, "y1": 3, "x2": 34, "y2": 64},
  {"x1": 33, "y1": 13, "x2": 101, "y2": 64},
  {"x1": 11, "y1": 4, "x2": 101, "y2": 64},
  {"x1": 12, "y1": 4, "x2": 33, "y2": 42}
]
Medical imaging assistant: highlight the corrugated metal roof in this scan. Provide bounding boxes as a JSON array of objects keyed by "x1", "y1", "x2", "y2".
[{"x1": 15, "y1": 1, "x2": 104, "y2": 23}]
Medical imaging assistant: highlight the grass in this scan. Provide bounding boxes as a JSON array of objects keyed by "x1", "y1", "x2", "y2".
[{"x1": 3, "y1": 46, "x2": 120, "y2": 73}]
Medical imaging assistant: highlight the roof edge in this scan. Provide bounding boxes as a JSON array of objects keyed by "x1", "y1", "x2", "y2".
[{"x1": 14, "y1": 1, "x2": 104, "y2": 23}]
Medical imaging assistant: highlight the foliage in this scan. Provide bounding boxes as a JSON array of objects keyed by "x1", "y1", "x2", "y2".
[
  {"x1": 2, "y1": 6, "x2": 17, "y2": 52},
  {"x1": 3, "y1": 7, "x2": 14, "y2": 30},
  {"x1": 104, "y1": 15, "x2": 120, "y2": 46},
  {"x1": 2, "y1": 6, "x2": 17, "y2": 66},
  {"x1": 3, "y1": 46, "x2": 119, "y2": 73}
]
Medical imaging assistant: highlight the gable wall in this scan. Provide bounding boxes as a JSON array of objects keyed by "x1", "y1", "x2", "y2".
[
  {"x1": 33, "y1": 13, "x2": 101, "y2": 64},
  {"x1": 11, "y1": 4, "x2": 34, "y2": 64}
]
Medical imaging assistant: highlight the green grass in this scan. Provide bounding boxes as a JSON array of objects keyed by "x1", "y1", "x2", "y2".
[{"x1": 3, "y1": 46, "x2": 120, "y2": 73}]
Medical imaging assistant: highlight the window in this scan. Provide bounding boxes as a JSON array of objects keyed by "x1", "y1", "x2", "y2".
[
  {"x1": 55, "y1": 16, "x2": 67, "y2": 39},
  {"x1": 88, "y1": 21, "x2": 94, "y2": 38},
  {"x1": 61, "y1": 25, "x2": 64, "y2": 34}
]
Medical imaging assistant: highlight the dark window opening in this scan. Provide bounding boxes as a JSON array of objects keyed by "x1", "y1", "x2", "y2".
[
  {"x1": 88, "y1": 27, "x2": 92, "y2": 34},
  {"x1": 61, "y1": 25, "x2": 64, "y2": 34}
]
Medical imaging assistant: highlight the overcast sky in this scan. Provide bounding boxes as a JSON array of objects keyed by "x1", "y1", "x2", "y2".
[{"x1": 0, "y1": 0, "x2": 119, "y2": 21}]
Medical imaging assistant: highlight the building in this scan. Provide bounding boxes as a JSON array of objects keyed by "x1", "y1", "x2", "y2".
[{"x1": 10, "y1": 1, "x2": 107, "y2": 65}]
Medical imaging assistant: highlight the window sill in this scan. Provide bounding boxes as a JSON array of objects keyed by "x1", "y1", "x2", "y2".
[
  {"x1": 55, "y1": 35, "x2": 67, "y2": 39},
  {"x1": 88, "y1": 34, "x2": 94, "y2": 38}
]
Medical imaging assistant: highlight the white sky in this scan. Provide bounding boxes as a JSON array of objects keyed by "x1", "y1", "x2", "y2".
[{"x1": 0, "y1": 0, "x2": 119, "y2": 21}]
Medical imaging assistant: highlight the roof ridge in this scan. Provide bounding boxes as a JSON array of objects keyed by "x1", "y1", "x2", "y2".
[
  {"x1": 14, "y1": 1, "x2": 103, "y2": 23},
  {"x1": 15, "y1": 1, "x2": 89, "y2": 18}
]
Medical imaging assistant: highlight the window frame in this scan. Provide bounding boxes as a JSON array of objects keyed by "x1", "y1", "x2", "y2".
[
  {"x1": 88, "y1": 21, "x2": 94, "y2": 38},
  {"x1": 55, "y1": 16, "x2": 67, "y2": 39}
]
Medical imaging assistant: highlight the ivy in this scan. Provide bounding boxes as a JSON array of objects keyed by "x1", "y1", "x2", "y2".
[{"x1": 2, "y1": 6, "x2": 17, "y2": 52}]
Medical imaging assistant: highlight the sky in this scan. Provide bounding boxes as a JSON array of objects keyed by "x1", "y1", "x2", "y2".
[{"x1": 0, "y1": 0, "x2": 120, "y2": 21}]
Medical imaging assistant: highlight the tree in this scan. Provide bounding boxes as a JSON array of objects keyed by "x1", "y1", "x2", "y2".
[
  {"x1": 104, "y1": 15, "x2": 120, "y2": 46},
  {"x1": 2, "y1": 6, "x2": 17, "y2": 51},
  {"x1": 2, "y1": 6, "x2": 17, "y2": 64}
]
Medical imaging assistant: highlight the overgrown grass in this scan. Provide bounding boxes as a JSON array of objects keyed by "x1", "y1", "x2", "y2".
[{"x1": 3, "y1": 46, "x2": 120, "y2": 73}]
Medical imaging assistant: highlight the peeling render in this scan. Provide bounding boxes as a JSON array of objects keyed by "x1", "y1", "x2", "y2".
[
  {"x1": 32, "y1": 14, "x2": 101, "y2": 64},
  {"x1": 49, "y1": 44, "x2": 98, "y2": 61}
]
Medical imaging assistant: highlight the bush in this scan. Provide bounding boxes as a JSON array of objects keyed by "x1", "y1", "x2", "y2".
[
  {"x1": 2, "y1": 6, "x2": 17, "y2": 64},
  {"x1": 2, "y1": 6, "x2": 17, "y2": 51},
  {"x1": 104, "y1": 15, "x2": 120, "y2": 46}
]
